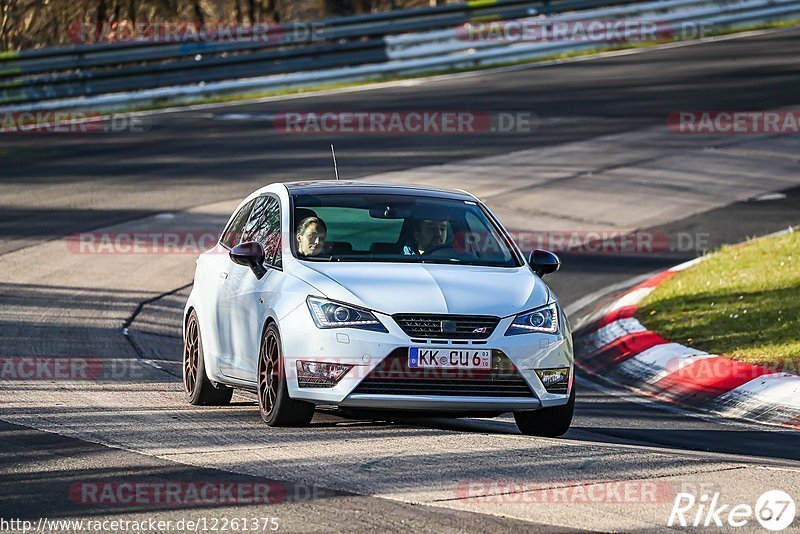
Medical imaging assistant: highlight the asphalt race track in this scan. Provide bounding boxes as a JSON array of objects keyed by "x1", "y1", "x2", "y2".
[{"x1": 1, "y1": 27, "x2": 800, "y2": 532}]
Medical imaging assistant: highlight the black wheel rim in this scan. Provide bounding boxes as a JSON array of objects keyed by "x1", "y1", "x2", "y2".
[
  {"x1": 259, "y1": 332, "x2": 280, "y2": 418},
  {"x1": 183, "y1": 317, "x2": 199, "y2": 395}
]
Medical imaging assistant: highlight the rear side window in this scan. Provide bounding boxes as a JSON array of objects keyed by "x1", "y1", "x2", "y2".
[
  {"x1": 243, "y1": 195, "x2": 282, "y2": 269},
  {"x1": 220, "y1": 199, "x2": 255, "y2": 249}
]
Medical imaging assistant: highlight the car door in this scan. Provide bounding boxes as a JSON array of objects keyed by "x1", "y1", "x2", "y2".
[
  {"x1": 202, "y1": 198, "x2": 255, "y2": 366},
  {"x1": 218, "y1": 194, "x2": 284, "y2": 381}
]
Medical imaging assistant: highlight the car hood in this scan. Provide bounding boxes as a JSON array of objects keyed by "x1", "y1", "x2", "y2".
[{"x1": 290, "y1": 260, "x2": 550, "y2": 317}]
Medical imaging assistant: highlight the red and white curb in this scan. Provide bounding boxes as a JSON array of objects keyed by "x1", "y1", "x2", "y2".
[{"x1": 574, "y1": 254, "x2": 800, "y2": 430}]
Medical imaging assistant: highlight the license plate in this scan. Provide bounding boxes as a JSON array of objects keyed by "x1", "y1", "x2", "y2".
[{"x1": 408, "y1": 348, "x2": 491, "y2": 369}]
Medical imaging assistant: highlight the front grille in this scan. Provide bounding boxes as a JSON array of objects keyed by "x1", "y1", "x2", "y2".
[
  {"x1": 393, "y1": 314, "x2": 500, "y2": 339},
  {"x1": 352, "y1": 349, "x2": 534, "y2": 397}
]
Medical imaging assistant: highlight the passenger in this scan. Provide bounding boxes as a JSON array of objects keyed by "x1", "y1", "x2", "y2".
[
  {"x1": 296, "y1": 216, "x2": 327, "y2": 257},
  {"x1": 405, "y1": 219, "x2": 448, "y2": 255}
]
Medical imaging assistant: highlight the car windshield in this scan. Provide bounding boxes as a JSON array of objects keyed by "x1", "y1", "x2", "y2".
[{"x1": 291, "y1": 193, "x2": 521, "y2": 267}]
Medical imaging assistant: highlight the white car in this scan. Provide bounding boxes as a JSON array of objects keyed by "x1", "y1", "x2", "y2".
[{"x1": 183, "y1": 181, "x2": 575, "y2": 436}]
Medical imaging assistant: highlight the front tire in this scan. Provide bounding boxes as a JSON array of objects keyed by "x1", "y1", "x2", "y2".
[
  {"x1": 258, "y1": 323, "x2": 315, "y2": 426},
  {"x1": 183, "y1": 310, "x2": 233, "y2": 406},
  {"x1": 514, "y1": 384, "x2": 575, "y2": 437}
]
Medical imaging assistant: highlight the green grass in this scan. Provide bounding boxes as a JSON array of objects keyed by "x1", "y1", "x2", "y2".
[
  {"x1": 637, "y1": 230, "x2": 800, "y2": 367},
  {"x1": 0, "y1": 77, "x2": 23, "y2": 87},
  {"x1": 703, "y1": 18, "x2": 800, "y2": 37},
  {"x1": 121, "y1": 79, "x2": 393, "y2": 112}
]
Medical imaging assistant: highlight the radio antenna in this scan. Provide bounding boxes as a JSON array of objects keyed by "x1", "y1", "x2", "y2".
[{"x1": 330, "y1": 144, "x2": 340, "y2": 181}]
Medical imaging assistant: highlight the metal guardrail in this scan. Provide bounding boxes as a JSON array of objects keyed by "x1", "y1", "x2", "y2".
[
  {"x1": 386, "y1": 0, "x2": 724, "y2": 55},
  {"x1": 0, "y1": 0, "x2": 642, "y2": 107},
  {"x1": 2, "y1": 0, "x2": 551, "y2": 70},
  {"x1": 387, "y1": 0, "x2": 800, "y2": 59},
  {"x1": 1, "y1": 0, "x2": 798, "y2": 112},
  {"x1": 6, "y1": 0, "x2": 543, "y2": 60}
]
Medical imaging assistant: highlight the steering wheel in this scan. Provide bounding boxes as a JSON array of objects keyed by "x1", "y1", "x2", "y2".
[
  {"x1": 422, "y1": 244, "x2": 479, "y2": 261},
  {"x1": 421, "y1": 243, "x2": 454, "y2": 256}
]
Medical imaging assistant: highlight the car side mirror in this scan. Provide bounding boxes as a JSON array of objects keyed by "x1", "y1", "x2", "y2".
[
  {"x1": 230, "y1": 241, "x2": 267, "y2": 279},
  {"x1": 529, "y1": 249, "x2": 561, "y2": 277}
]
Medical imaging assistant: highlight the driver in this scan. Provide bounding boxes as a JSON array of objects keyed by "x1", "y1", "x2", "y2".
[
  {"x1": 296, "y1": 216, "x2": 327, "y2": 257},
  {"x1": 405, "y1": 219, "x2": 448, "y2": 255}
]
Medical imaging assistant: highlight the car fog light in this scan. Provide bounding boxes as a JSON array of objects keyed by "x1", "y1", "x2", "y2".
[
  {"x1": 297, "y1": 361, "x2": 352, "y2": 388},
  {"x1": 535, "y1": 368, "x2": 570, "y2": 394}
]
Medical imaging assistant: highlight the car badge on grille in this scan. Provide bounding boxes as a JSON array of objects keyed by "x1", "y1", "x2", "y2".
[
  {"x1": 472, "y1": 327, "x2": 489, "y2": 333},
  {"x1": 441, "y1": 320, "x2": 457, "y2": 333}
]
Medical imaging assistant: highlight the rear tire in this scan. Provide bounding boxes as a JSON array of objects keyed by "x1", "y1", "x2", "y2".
[
  {"x1": 258, "y1": 323, "x2": 315, "y2": 427},
  {"x1": 183, "y1": 310, "x2": 233, "y2": 406},
  {"x1": 514, "y1": 385, "x2": 575, "y2": 437}
]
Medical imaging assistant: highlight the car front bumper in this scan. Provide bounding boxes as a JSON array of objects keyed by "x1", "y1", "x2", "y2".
[{"x1": 280, "y1": 303, "x2": 574, "y2": 411}]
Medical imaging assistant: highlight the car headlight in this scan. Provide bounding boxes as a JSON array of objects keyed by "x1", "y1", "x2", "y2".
[
  {"x1": 307, "y1": 297, "x2": 387, "y2": 332},
  {"x1": 505, "y1": 303, "x2": 559, "y2": 335}
]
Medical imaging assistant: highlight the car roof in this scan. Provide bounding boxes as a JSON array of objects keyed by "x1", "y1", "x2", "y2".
[{"x1": 281, "y1": 180, "x2": 477, "y2": 201}]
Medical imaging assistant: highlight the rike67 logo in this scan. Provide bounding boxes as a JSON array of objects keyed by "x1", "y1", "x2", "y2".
[{"x1": 668, "y1": 490, "x2": 796, "y2": 531}]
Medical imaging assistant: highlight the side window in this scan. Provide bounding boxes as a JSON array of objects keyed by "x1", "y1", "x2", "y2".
[
  {"x1": 243, "y1": 195, "x2": 282, "y2": 269},
  {"x1": 220, "y1": 199, "x2": 255, "y2": 249}
]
